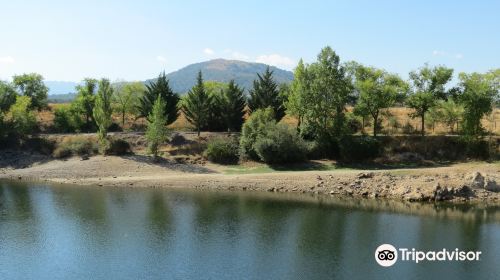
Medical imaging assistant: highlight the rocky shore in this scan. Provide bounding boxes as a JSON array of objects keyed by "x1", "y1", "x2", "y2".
[{"x1": 1, "y1": 151, "x2": 499, "y2": 204}]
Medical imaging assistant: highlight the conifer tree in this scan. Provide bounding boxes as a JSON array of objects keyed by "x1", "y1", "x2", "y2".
[
  {"x1": 248, "y1": 67, "x2": 285, "y2": 121},
  {"x1": 138, "y1": 72, "x2": 179, "y2": 125},
  {"x1": 182, "y1": 71, "x2": 212, "y2": 136},
  {"x1": 222, "y1": 80, "x2": 246, "y2": 132},
  {"x1": 146, "y1": 96, "x2": 169, "y2": 159}
]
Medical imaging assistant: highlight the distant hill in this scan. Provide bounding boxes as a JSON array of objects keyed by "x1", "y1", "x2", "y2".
[
  {"x1": 148, "y1": 59, "x2": 294, "y2": 94},
  {"x1": 44, "y1": 81, "x2": 79, "y2": 95}
]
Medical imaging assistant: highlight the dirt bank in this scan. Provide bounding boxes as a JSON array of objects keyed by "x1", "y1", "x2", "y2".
[{"x1": 0, "y1": 151, "x2": 499, "y2": 203}]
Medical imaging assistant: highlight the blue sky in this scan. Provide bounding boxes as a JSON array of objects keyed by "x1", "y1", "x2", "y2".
[{"x1": 0, "y1": 0, "x2": 499, "y2": 82}]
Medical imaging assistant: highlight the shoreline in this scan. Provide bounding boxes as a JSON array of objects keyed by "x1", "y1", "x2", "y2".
[{"x1": 1, "y1": 152, "x2": 499, "y2": 204}]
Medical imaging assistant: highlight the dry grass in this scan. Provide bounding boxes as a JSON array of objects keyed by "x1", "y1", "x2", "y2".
[{"x1": 37, "y1": 104, "x2": 500, "y2": 135}]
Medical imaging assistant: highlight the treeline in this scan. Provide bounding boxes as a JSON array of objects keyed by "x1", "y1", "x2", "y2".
[{"x1": 0, "y1": 46, "x2": 499, "y2": 161}]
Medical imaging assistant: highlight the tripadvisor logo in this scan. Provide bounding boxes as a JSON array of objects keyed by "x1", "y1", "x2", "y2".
[{"x1": 375, "y1": 244, "x2": 481, "y2": 267}]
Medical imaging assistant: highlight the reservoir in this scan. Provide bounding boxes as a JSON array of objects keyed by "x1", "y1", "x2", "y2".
[{"x1": 1, "y1": 180, "x2": 499, "y2": 279}]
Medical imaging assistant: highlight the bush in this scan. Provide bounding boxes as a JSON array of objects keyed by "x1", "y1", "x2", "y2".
[
  {"x1": 239, "y1": 108, "x2": 275, "y2": 160},
  {"x1": 53, "y1": 106, "x2": 83, "y2": 133},
  {"x1": 338, "y1": 136, "x2": 380, "y2": 160},
  {"x1": 253, "y1": 123, "x2": 308, "y2": 164},
  {"x1": 53, "y1": 136, "x2": 98, "y2": 158},
  {"x1": 105, "y1": 138, "x2": 131, "y2": 155},
  {"x1": 204, "y1": 136, "x2": 239, "y2": 164},
  {"x1": 7, "y1": 95, "x2": 37, "y2": 136}
]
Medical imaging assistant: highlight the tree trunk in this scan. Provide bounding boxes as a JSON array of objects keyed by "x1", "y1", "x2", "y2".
[
  {"x1": 197, "y1": 126, "x2": 200, "y2": 137},
  {"x1": 421, "y1": 114, "x2": 425, "y2": 136},
  {"x1": 122, "y1": 111, "x2": 126, "y2": 127},
  {"x1": 373, "y1": 113, "x2": 378, "y2": 137}
]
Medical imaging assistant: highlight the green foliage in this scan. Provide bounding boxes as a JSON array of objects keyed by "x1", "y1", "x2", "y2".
[
  {"x1": 182, "y1": 71, "x2": 212, "y2": 136},
  {"x1": 138, "y1": 72, "x2": 179, "y2": 125},
  {"x1": 114, "y1": 81, "x2": 144, "y2": 126},
  {"x1": 298, "y1": 46, "x2": 353, "y2": 139},
  {"x1": 239, "y1": 108, "x2": 276, "y2": 160},
  {"x1": 350, "y1": 63, "x2": 408, "y2": 136},
  {"x1": 338, "y1": 136, "x2": 381, "y2": 160},
  {"x1": 286, "y1": 59, "x2": 308, "y2": 129},
  {"x1": 248, "y1": 67, "x2": 285, "y2": 121},
  {"x1": 53, "y1": 106, "x2": 84, "y2": 133},
  {"x1": 407, "y1": 65, "x2": 453, "y2": 136},
  {"x1": 53, "y1": 136, "x2": 98, "y2": 158},
  {"x1": 0, "y1": 81, "x2": 18, "y2": 112},
  {"x1": 434, "y1": 99, "x2": 463, "y2": 133},
  {"x1": 205, "y1": 82, "x2": 228, "y2": 131},
  {"x1": 146, "y1": 96, "x2": 170, "y2": 158},
  {"x1": 456, "y1": 71, "x2": 498, "y2": 137},
  {"x1": 253, "y1": 123, "x2": 308, "y2": 164},
  {"x1": 204, "y1": 136, "x2": 240, "y2": 164},
  {"x1": 7, "y1": 95, "x2": 37, "y2": 136},
  {"x1": 93, "y1": 79, "x2": 114, "y2": 153},
  {"x1": 12, "y1": 73, "x2": 48, "y2": 111},
  {"x1": 222, "y1": 80, "x2": 246, "y2": 132},
  {"x1": 72, "y1": 78, "x2": 98, "y2": 131}
]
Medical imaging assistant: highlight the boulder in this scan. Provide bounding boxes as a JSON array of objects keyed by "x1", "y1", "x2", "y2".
[
  {"x1": 484, "y1": 179, "x2": 499, "y2": 192},
  {"x1": 470, "y1": 172, "x2": 485, "y2": 188}
]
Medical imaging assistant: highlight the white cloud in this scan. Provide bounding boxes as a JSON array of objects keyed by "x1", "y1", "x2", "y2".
[
  {"x1": 156, "y1": 55, "x2": 167, "y2": 63},
  {"x1": 432, "y1": 50, "x2": 446, "y2": 56},
  {"x1": 255, "y1": 54, "x2": 295, "y2": 69},
  {"x1": 231, "y1": 51, "x2": 250, "y2": 60},
  {"x1": 0, "y1": 56, "x2": 15, "y2": 64},
  {"x1": 203, "y1": 48, "x2": 215, "y2": 55},
  {"x1": 432, "y1": 50, "x2": 463, "y2": 60}
]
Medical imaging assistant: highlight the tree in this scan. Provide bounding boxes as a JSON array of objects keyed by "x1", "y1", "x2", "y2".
[
  {"x1": 146, "y1": 96, "x2": 170, "y2": 159},
  {"x1": 137, "y1": 72, "x2": 179, "y2": 125},
  {"x1": 12, "y1": 73, "x2": 49, "y2": 111},
  {"x1": 93, "y1": 79, "x2": 114, "y2": 152},
  {"x1": 0, "y1": 81, "x2": 18, "y2": 112},
  {"x1": 351, "y1": 64, "x2": 408, "y2": 136},
  {"x1": 7, "y1": 95, "x2": 36, "y2": 135},
  {"x1": 222, "y1": 80, "x2": 246, "y2": 132},
  {"x1": 435, "y1": 99, "x2": 463, "y2": 134},
  {"x1": 248, "y1": 66, "x2": 285, "y2": 121},
  {"x1": 114, "y1": 81, "x2": 144, "y2": 126},
  {"x1": 72, "y1": 78, "x2": 98, "y2": 131},
  {"x1": 239, "y1": 108, "x2": 276, "y2": 160},
  {"x1": 204, "y1": 81, "x2": 229, "y2": 132},
  {"x1": 301, "y1": 46, "x2": 353, "y2": 139},
  {"x1": 456, "y1": 71, "x2": 499, "y2": 137},
  {"x1": 407, "y1": 65, "x2": 453, "y2": 136},
  {"x1": 286, "y1": 59, "x2": 311, "y2": 131},
  {"x1": 182, "y1": 71, "x2": 212, "y2": 136}
]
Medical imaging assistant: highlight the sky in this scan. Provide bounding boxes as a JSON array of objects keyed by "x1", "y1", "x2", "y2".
[{"x1": 0, "y1": 0, "x2": 499, "y2": 82}]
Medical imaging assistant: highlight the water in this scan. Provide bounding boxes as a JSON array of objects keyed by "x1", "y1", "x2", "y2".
[{"x1": 1, "y1": 180, "x2": 499, "y2": 280}]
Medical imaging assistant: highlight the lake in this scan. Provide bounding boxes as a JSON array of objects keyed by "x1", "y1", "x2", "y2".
[{"x1": 1, "y1": 180, "x2": 499, "y2": 279}]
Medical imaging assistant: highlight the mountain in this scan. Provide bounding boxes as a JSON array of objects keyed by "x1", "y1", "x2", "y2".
[
  {"x1": 44, "y1": 81, "x2": 79, "y2": 95},
  {"x1": 148, "y1": 59, "x2": 294, "y2": 93}
]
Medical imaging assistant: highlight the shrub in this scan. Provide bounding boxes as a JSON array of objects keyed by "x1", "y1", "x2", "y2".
[
  {"x1": 204, "y1": 137, "x2": 239, "y2": 164},
  {"x1": 338, "y1": 136, "x2": 380, "y2": 160},
  {"x1": 7, "y1": 95, "x2": 37, "y2": 136},
  {"x1": 53, "y1": 136, "x2": 98, "y2": 158},
  {"x1": 239, "y1": 108, "x2": 275, "y2": 160},
  {"x1": 53, "y1": 106, "x2": 84, "y2": 133},
  {"x1": 253, "y1": 123, "x2": 308, "y2": 164},
  {"x1": 105, "y1": 138, "x2": 131, "y2": 155}
]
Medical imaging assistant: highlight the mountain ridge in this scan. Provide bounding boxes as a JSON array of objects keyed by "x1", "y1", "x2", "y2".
[{"x1": 46, "y1": 59, "x2": 294, "y2": 99}]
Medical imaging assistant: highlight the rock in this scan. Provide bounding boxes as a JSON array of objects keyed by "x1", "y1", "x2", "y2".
[
  {"x1": 267, "y1": 187, "x2": 276, "y2": 192},
  {"x1": 357, "y1": 172, "x2": 374, "y2": 179},
  {"x1": 434, "y1": 184, "x2": 452, "y2": 201},
  {"x1": 17, "y1": 176, "x2": 22, "y2": 180},
  {"x1": 316, "y1": 175, "x2": 323, "y2": 180},
  {"x1": 484, "y1": 179, "x2": 499, "y2": 192},
  {"x1": 454, "y1": 185, "x2": 473, "y2": 197},
  {"x1": 471, "y1": 172, "x2": 485, "y2": 188},
  {"x1": 80, "y1": 156, "x2": 89, "y2": 161}
]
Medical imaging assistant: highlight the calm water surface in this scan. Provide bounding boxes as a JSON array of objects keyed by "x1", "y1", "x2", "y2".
[{"x1": 1, "y1": 180, "x2": 499, "y2": 280}]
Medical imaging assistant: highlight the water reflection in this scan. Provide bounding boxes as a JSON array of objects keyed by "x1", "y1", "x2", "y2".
[{"x1": 0, "y1": 181, "x2": 499, "y2": 280}]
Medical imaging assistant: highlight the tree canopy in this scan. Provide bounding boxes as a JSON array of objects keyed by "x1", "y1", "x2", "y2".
[{"x1": 248, "y1": 67, "x2": 285, "y2": 121}]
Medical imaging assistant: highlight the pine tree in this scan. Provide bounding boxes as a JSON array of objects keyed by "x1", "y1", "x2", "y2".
[
  {"x1": 182, "y1": 71, "x2": 212, "y2": 136},
  {"x1": 248, "y1": 67, "x2": 285, "y2": 121},
  {"x1": 137, "y1": 72, "x2": 179, "y2": 125},
  {"x1": 146, "y1": 96, "x2": 169, "y2": 159},
  {"x1": 93, "y1": 79, "x2": 113, "y2": 153},
  {"x1": 223, "y1": 80, "x2": 246, "y2": 132}
]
